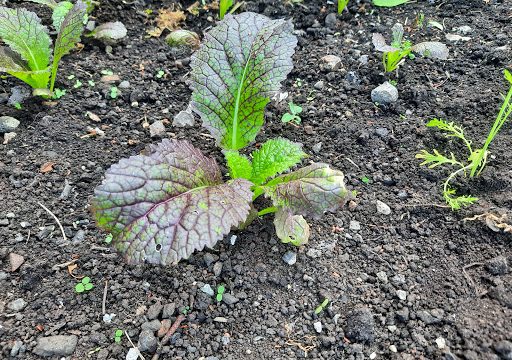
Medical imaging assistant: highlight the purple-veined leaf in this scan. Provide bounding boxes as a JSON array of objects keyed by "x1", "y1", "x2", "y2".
[
  {"x1": 412, "y1": 41, "x2": 449, "y2": 60},
  {"x1": 91, "y1": 139, "x2": 254, "y2": 265},
  {"x1": 372, "y1": 33, "x2": 400, "y2": 53},
  {"x1": 274, "y1": 208, "x2": 310, "y2": 246},
  {"x1": 51, "y1": 0, "x2": 86, "y2": 90},
  {"x1": 52, "y1": 1, "x2": 73, "y2": 32},
  {"x1": 264, "y1": 163, "x2": 348, "y2": 219},
  {"x1": 190, "y1": 12, "x2": 297, "y2": 150}
]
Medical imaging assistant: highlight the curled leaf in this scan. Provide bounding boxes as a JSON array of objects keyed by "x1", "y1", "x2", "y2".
[
  {"x1": 274, "y1": 208, "x2": 310, "y2": 246},
  {"x1": 190, "y1": 12, "x2": 297, "y2": 150},
  {"x1": 91, "y1": 21, "x2": 127, "y2": 44},
  {"x1": 91, "y1": 139, "x2": 254, "y2": 265},
  {"x1": 412, "y1": 41, "x2": 449, "y2": 60},
  {"x1": 372, "y1": 33, "x2": 399, "y2": 53}
]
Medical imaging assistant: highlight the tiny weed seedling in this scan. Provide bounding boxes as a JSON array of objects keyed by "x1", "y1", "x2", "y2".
[
  {"x1": 156, "y1": 70, "x2": 165, "y2": 79},
  {"x1": 73, "y1": 79, "x2": 82, "y2": 88},
  {"x1": 281, "y1": 102, "x2": 302, "y2": 124},
  {"x1": 75, "y1": 276, "x2": 94, "y2": 293},
  {"x1": 110, "y1": 86, "x2": 118, "y2": 99},
  {"x1": 52, "y1": 88, "x2": 66, "y2": 99},
  {"x1": 88, "y1": 80, "x2": 95, "y2": 87},
  {"x1": 13, "y1": 102, "x2": 22, "y2": 110},
  {"x1": 216, "y1": 285, "x2": 225, "y2": 302},
  {"x1": 114, "y1": 329, "x2": 123, "y2": 343},
  {"x1": 361, "y1": 176, "x2": 370, "y2": 184},
  {"x1": 104, "y1": 233, "x2": 113, "y2": 244},
  {"x1": 181, "y1": 306, "x2": 190, "y2": 315},
  {"x1": 101, "y1": 69, "x2": 114, "y2": 76},
  {"x1": 416, "y1": 70, "x2": 512, "y2": 210},
  {"x1": 338, "y1": 0, "x2": 349, "y2": 14},
  {"x1": 314, "y1": 298, "x2": 329, "y2": 315},
  {"x1": 372, "y1": 0, "x2": 409, "y2": 6}
]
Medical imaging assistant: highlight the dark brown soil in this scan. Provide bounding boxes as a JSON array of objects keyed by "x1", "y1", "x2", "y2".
[{"x1": 1, "y1": 0, "x2": 511, "y2": 359}]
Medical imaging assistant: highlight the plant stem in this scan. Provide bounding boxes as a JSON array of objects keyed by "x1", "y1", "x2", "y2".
[
  {"x1": 443, "y1": 164, "x2": 472, "y2": 197},
  {"x1": 258, "y1": 206, "x2": 277, "y2": 216}
]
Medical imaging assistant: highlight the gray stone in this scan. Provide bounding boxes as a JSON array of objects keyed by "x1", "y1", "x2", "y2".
[
  {"x1": 8, "y1": 86, "x2": 30, "y2": 105},
  {"x1": 358, "y1": 55, "x2": 369, "y2": 65},
  {"x1": 33, "y1": 335, "x2": 78, "y2": 356},
  {"x1": 486, "y1": 256, "x2": 509, "y2": 276},
  {"x1": 417, "y1": 309, "x2": 444, "y2": 324},
  {"x1": 349, "y1": 220, "x2": 361, "y2": 231},
  {"x1": 345, "y1": 308, "x2": 375, "y2": 343},
  {"x1": 213, "y1": 262, "x2": 223, "y2": 276},
  {"x1": 313, "y1": 321, "x2": 323, "y2": 333},
  {"x1": 314, "y1": 80, "x2": 324, "y2": 90},
  {"x1": 173, "y1": 106, "x2": 195, "y2": 127},
  {"x1": 396, "y1": 308, "x2": 409, "y2": 323},
  {"x1": 10, "y1": 340, "x2": 24, "y2": 357},
  {"x1": 138, "y1": 330, "x2": 157, "y2": 353},
  {"x1": 312, "y1": 142, "x2": 322, "y2": 153},
  {"x1": 396, "y1": 290, "x2": 407, "y2": 301},
  {"x1": 118, "y1": 80, "x2": 130, "y2": 89},
  {"x1": 201, "y1": 284, "x2": 215, "y2": 296},
  {"x1": 376, "y1": 200, "x2": 391, "y2": 215},
  {"x1": 321, "y1": 55, "x2": 342, "y2": 70},
  {"x1": 141, "y1": 319, "x2": 161, "y2": 332},
  {"x1": 203, "y1": 253, "x2": 217, "y2": 267},
  {"x1": 494, "y1": 340, "x2": 512, "y2": 360},
  {"x1": 222, "y1": 293, "x2": 239, "y2": 305},
  {"x1": 391, "y1": 274, "x2": 406, "y2": 286},
  {"x1": 7, "y1": 298, "x2": 27, "y2": 312},
  {"x1": 0, "y1": 116, "x2": 20, "y2": 133},
  {"x1": 146, "y1": 302, "x2": 163, "y2": 320},
  {"x1": 162, "y1": 303, "x2": 176, "y2": 319},
  {"x1": 149, "y1": 121, "x2": 166, "y2": 137},
  {"x1": 376, "y1": 271, "x2": 388, "y2": 283},
  {"x1": 282, "y1": 251, "x2": 297, "y2": 265},
  {"x1": 345, "y1": 71, "x2": 360, "y2": 85},
  {"x1": 325, "y1": 13, "x2": 337, "y2": 29},
  {"x1": 375, "y1": 127, "x2": 389, "y2": 138},
  {"x1": 0, "y1": 218, "x2": 9, "y2": 225},
  {"x1": 72, "y1": 230, "x2": 86, "y2": 244},
  {"x1": 371, "y1": 82, "x2": 398, "y2": 104}
]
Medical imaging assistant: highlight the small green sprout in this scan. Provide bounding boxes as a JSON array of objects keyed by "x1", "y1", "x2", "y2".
[
  {"x1": 293, "y1": 78, "x2": 303, "y2": 87},
  {"x1": 416, "y1": 70, "x2": 512, "y2": 210},
  {"x1": 114, "y1": 329, "x2": 123, "y2": 343},
  {"x1": 101, "y1": 69, "x2": 114, "y2": 76},
  {"x1": 181, "y1": 306, "x2": 190, "y2": 315},
  {"x1": 74, "y1": 79, "x2": 83, "y2": 89},
  {"x1": 156, "y1": 70, "x2": 165, "y2": 79},
  {"x1": 281, "y1": 102, "x2": 303, "y2": 124},
  {"x1": 216, "y1": 285, "x2": 225, "y2": 302},
  {"x1": 110, "y1": 86, "x2": 118, "y2": 99},
  {"x1": 88, "y1": 80, "x2": 95, "y2": 87},
  {"x1": 75, "y1": 276, "x2": 94, "y2": 293},
  {"x1": 104, "y1": 233, "x2": 113, "y2": 244},
  {"x1": 52, "y1": 88, "x2": 66, "y2": 99},
  {"x1": 67, "y1": 74, "x2": 76, "y2": 80},
  {"x1": 314, "y1": 298, "x2": 329, "y2": 315},
  {"x1": 13, "y1": 102, "x2": 22, "y2": 110},
  {"x1": 361, "y1": 176, "x2": 370, "y2": 184},
  {"x1": 338, "y1": 0, "x2": 349, "y2": 14},
  {"x1": 416, "y1": 11, "x2": 425, "y2": 29}
]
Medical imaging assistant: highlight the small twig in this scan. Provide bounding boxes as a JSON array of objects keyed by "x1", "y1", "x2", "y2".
[
  {"x1": 38, "y1": 202, "x2": 67, "y2": 242},
  {"x1": 102, "y1": 280, "x2": 108, "y2": 315},
  {"x1": 402, "y1": 203, "x2": 451, "y2": 209},
  {"x1": 51, "y1": 259, "x2": 77, "y2": 271},
  {"x1": 125, "y1": 332, "x2": 145, "y2": 360},
  {"x1": 26, "y1": 229, "x2": 31, "y2": 243},
  {"x1": 462, "y1": 262, "x2": 485, "y2": 296},
  {"x1": 152, "y1": 314, "x2": 186, "y2": 360}
]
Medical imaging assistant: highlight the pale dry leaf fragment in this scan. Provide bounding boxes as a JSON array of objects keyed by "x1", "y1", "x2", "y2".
[
  {"x1": 445, "y1": 33, "x2": 471, "y2": 42},
  {"x1": 320, "y1": 55, "x2": 342, "y2": 70},
  {"x1": 3, "y1": 132, "x2": 16, "y2": 144},
  {"x1": 147, "y1": 9, "x2": 186, "y2": 37},
  {"x1": 9, "y1": 253, "x2": 25, "y2": 272},
  {"x1": 464, "y1": 212, "x2": 512, "y2": 233},
  {"x1": 412, "y1": 41, "x2": 449, "y2": 60},
  {"x1": 40, "y1": 161, "x2": 55, "y2": 173},
  {"x1": 86, "y1": 111, "x2": 101, "y2": 122},
  {"x1": 372, "y1": 33, "x2": 400, "y2": 53}
]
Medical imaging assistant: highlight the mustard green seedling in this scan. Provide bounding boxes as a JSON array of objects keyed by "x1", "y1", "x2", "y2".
[
  {"x1": 416, "y1": 70, "x2": 512, "y2": 210},
  {"x1": 281, "y1": 102, "x2": 302, "y2": 124},
  {"x1": 216, "y1": 285, "x2": 225, "y2": 302},
  {"x1": 314, "y1": 298, "x2": 329, "y2": 315}
]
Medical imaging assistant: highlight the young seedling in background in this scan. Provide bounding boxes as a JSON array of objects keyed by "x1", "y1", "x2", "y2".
[
  {"x1": 110, "y1": 86, "x2": 118, "y2": 99},
  {"x1": 156, "y1": 70, "x2": 165, "y2": 79},
  {"x1": 0, "y1": 2, "x2": 87, "y2": 97},
  {"x1": 104, "y1": 233, "x2": 113, "y2": 244},
  {"x1": 373, "y1": 23, "x2": 448, "y2": 73},
  {"x1": 338, "y1": 0, "x2": 349, "y2": 14},
  {"x1": 372, "y1": 0, "x2": 408, "y2": 6},
  {"x1": 114, "y1": 329, "x2": 123, "y2": 343},
  {"x1": 314, "y1": 298, "x2": 329, "y2": 315},
  {"x1": 416, "y1": 70, "x2": 512, "y2": 210},
  {"x1": 181, "y1": 306, "x2": 190, "y2": 315},
  {"x1": 219, "y1": 0, "x2": 233, "y2": 19},
  {"x1": 53, "y1": 88, "x2": 66, "y2": 99},
  {"x1": 13, "y1": 102, "x2": 22, "y2": 110},
  {"x1": 281, "y1": 102, "x2": 303, "y2": 125},
  {"x1": 75, "y1": 276, "x2": 94, "y2": 293},
  {"x1": 361, "y1": 176, "x2": 370, "y2": 184},
  {"x1": 216, "y1": 285, "x2": 225, "y2": 302}
]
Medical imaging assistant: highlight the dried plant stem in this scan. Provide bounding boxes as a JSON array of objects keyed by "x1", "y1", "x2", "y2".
[{"x1": 38, "y1": 202, "x2": 67, "y2": 242}]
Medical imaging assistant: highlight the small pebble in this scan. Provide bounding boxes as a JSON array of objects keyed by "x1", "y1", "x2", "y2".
[
  {"x1": 349, "y1": 220, "x2": 361, "y2": 231},
  {"x1": 282, "y1": 251, "x2": 297, "y2": 265},
  {"x1": 201, "y1": 284, "x2": 215, "y2": 296},
  {"x1": 389, "y1": 345, "x2": 398, "y2": 353},
  {"x1": 376, "y1": 200, "x2": 391, "y2": 215},
  {"x1": 396, "y1": 290, "x2": 407, "y2": 300},
  {"x1": 313, "y1": 321, "x2": 323, "y2": 333},
  {"x1": 371, "y1": 82, "x2": 398, "y2": 104}
]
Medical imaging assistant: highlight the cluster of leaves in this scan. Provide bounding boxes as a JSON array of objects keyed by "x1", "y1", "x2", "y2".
[
  {"x1": 417, "y1": 70, "x2": 512, "y2": 210},
  {"x1": 114, "y1": 329, "x2": 123, "y2": 343},
  {"x1": 373, "y1": 23, "x2": 448, "y2": 72},
  {"x1": 91, "y1": 13, "x2": 348, "y2": 266},
  {"x1": 0, "y1": 1, "x2": 87, "y2": 96},
  {"x1": 281, "y1": 102, "x2": 303, "y2": 124},
  {"x1": 75, "y1": 276, "x2": 94, "y2": 293}
]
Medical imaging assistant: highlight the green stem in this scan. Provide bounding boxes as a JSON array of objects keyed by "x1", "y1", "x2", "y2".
[
  {"x1": 443, "y1": 164, "x2": 472, "y2": 196},
  {"x1": 231, "y1": 50, "x2": 252, "y2": 149},
  {"x1": 49, "y1": 59, "x2": 59, "y2": 93},
  {"x1": 258, "y1": 207, "x2": 277, "y2": 216}
]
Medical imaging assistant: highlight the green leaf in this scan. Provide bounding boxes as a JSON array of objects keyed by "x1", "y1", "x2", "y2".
[
  {"x1": 217, "y1": 285, "x2": 225, "y2": 294},
  {"x1": 115, "y1": 330, "x2": 123, "y2": 337},
  {"x1": 82, "y1": 276, "x2": 91, "y2": 284},
  {"x1": 274, "y1": 208, "x2": 310, "y2": 246},
  {"x1": 75, "y1": 283, "x2": 85, "y2": 293},
  {"x1": 219, "y1": 0, "x2": 233, "y2": 19},
  {"x1": 51, "y1": 1, "x2": 87, "y2": 91},
  {"x1": 91, "y1": 139, "x2": 254, "y2": 265},
  {"x1": 264, "y1": 163, "x2": 348, "y2": 219},
  {"x1": 281, "y1": 113, "x2": 296, "y2": 123},
  {"x1": 372, "y1": 0, "x2": 409, "y2": 7},
  {"x1": 52, "y1": 1, "x2": 73, "y2": 32},
  {"x1": 289, "y1": 102, "x2": 302, "y2": 115},
  {"x1": 224, "y1": 151, "x2": 252, "y2": 180},
  {"x1": 84, "y1": 283, "x2": 94, "y2": 291},
  {"x1": 250, "y1": 138, "x2": 307, "y2": 185},
  {"x1": 416, "y1": 149, "x2": 462, "y2": 169},
  {"x1": 443, "y1": 186, "x2": 478, "y2": 211},
  {"x1": 216, "y1": 293, "x2": 223, "y2": 301},
  {"x1": 190, "y1": 12, "x2": 297, "y2": 150},
  {"x1": 0, "y1": 46, "x2": 49, "y2": 89},
  {"x1": 505, "y1": 69, "x2": 512, "y2": 85},
  {"x1": 0, "y1": 7, "x2": 51, "y2": 88}
]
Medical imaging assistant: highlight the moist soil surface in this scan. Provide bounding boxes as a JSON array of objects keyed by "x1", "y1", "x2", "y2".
[{"x1": 1, "y1": 0, "x2": 512, "y2": 359}]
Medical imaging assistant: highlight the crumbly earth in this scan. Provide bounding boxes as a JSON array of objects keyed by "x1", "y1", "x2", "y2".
[{"x1": 1, "y1": 0, "x2": 511, "y2": 359}]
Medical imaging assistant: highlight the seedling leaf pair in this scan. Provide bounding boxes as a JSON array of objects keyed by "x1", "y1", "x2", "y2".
[{"x1": 75, "y1": 276, "x2": 93, "y2": 293}]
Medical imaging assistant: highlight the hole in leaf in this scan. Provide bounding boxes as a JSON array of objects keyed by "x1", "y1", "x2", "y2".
[{"x1": 156, "y1": 244, "x2": 162, "y2": 252}]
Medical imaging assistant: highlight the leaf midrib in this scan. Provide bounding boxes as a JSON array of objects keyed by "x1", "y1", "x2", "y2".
[{"x1": 231, "y1": 52, "x2": 253, "y2": 149}]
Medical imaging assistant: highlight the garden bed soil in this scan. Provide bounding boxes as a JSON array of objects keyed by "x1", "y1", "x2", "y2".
[{"x1": 1, "y1": 0, "x2": 512, "y2": 359}]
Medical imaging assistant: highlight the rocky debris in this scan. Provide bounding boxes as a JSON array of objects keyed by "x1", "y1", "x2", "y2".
[
  {"x1": 173, "y1": 105, "x2": 195, "y2": 127},
  {"x1": 9, "y1": 253, "x2": 24, "y2": 272},
  {"x1": 222, "y1": 293, "x2": 239, "y2": 305},
  {"x1": 201, "y1": 284, "x2": 215, "y2": 296},
  {"x1": 324, "y1": 13, "x2": 337, "y2": 29},
  {"x1": 146, "y1": 302, "x2": 163, "y2": 320},
  {"x1": 100, "y1": 74, "x2": 121, "y2": 83},
  {"x1": 417, "y1": 309, "x2": 444, "y2": 324},
  {"x1": 141, "y1": 320, "x2": 161, "y2": 332},
  {"x1": 126, "y1": 347, "x2": 141, "y2": 360},
  {"x1": 313, "y1": 321, "x2": 323, "y2": 333},
  {"x1": 8, "y1": 85, "x2": 30, "y2": 105},
  {"x1": 344, "y1": 308, "x2": 375, "y2": 343},
  {"x1": 10, "y1": 340, "x2": 25, "y2": 357},
  {"x1": 7, "y1": 298, "x2": 27, "y2": 312},
  {"x1": 33, "y1": 335, "x2": 78, "y2": 357},
  {"x1": 0, "y1": 116, "x2": 20, "y2": 133},
  {"x1": 396, "y1": 308, "x2": 410, "y2": 323},
  {"x1": 321, "y1": 55, "x2": 342, "y2": 70},
  {"x1": 376, "y1": 200, "x2": 391, "y2": 215},
  {"x1": 376, "y1": 271, "x2": 388, "y2": 283},
  {"x1": 118, "y1": 80, "x2": 130, "y2": 89},
  {"x1": 213, "y1": 261, "x2": 223, "y2": 276},
  {"x1": 3, "y1": 132, "x2": 16, "y2": 144},
  {"x1": 446, "y1": 33, "x2": 471, "y2": 42},
  {"x1": 396, "y1": 290, "x2": 407, "y2": 301},
  {"x1": 312, "y1": 142, "x2": 322, "y2": 153},
  {"x1": 282, "y1": 251, "x2": 297, "y2": 265},
  {"x1": 371, "y1": 82, "x2": 398, "y2": 104},
  {"x1": 494, "y1": 340, "x2": 512, "y2": 359},
  {"x1": 314, "y1": 80, "x2": 324, "y2": 90},
  {"x1": 138, "y1": 330, "x2": 157, "y2": 353},
  {"x1": 149, "y1": 121, "x2": 166, "y2": 137},
  {"x1": 349, "y1": 220, "x2": 361, "y2": 231},
  {"x1": 486, "y1": 256, "x2": 509, "y2": 275},
  {"x1": 162, "y1": 303, "x2": 176, "y2": 319}
]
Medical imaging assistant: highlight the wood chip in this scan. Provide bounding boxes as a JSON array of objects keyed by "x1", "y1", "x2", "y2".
[
  {"x1": 40, "y1": 162, "x2": 55, "y2": 173},
  {"x1": 9, "y1": 253, "x2": 25, "y2": 272}
]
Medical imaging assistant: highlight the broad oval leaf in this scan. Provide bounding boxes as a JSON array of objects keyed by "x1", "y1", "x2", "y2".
[
  {"x1": 0, "y1": 7, "x2": 51, "y2": 73},
  {"x1": 52, "y1": 1, "x2": 73, "y2": 32},
  {"x1": 264, "y1": 163, "x2": 348, "y2": 219},
  {"x1": 274, "y1": 208, "x2": 310, "y2": 246},
  {"x1": 190, "y1": 12, "x2": 297, "y2": 150},
  {"x1": 91, "y1": 139, "x2": 254, "y2": 265},
  {"x1": 412, "y1": 41, "x2": 449, "y2": 60},
  {"x1": 53, "y1": 1, "x2": 86, "y2": 63}
]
